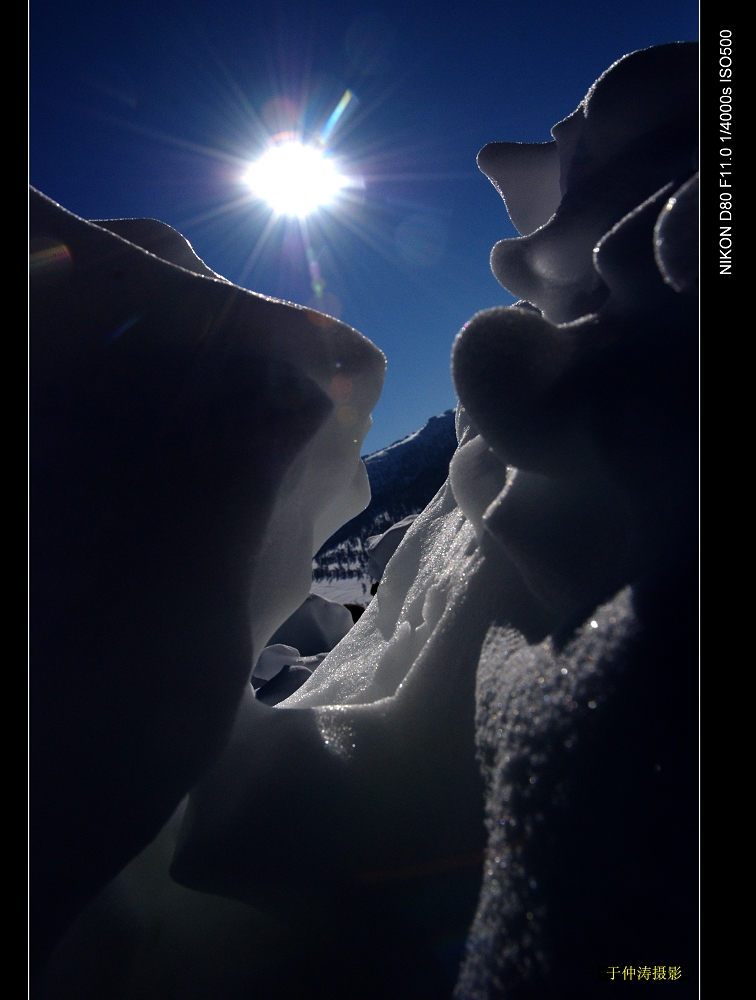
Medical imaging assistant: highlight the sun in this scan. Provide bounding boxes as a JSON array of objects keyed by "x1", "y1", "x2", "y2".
[{"x1": 243, "y1": 141, "x2": 348, "y2": 217}]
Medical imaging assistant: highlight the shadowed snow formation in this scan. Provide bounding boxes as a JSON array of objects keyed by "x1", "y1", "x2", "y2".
[
  {"x1": 480, "y1": 43, "x2": 697, "y2": 324},
  {"x1": 29, "y1": 189, "x2": 384, "y2": 971},
  {"x1": 33, "y1": 41, "x2": 697, "y2": 1000},
  {"x1": 453, "y1": 42, "x2": 697, "y2": 998}
]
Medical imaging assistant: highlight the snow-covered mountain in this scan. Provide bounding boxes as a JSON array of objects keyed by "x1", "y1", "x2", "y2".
[{"x1": 311, "y1": 410, "x2": 457, "y2": 599}]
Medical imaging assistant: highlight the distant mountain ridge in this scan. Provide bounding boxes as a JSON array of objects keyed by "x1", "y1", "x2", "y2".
[{"x1": 313, "y1": 409, "x2": 457, "y2": 584}]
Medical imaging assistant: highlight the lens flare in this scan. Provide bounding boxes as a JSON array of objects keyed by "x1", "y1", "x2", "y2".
[{"x1": 244, "y1": 141, "x2": 347, "y2": 217}]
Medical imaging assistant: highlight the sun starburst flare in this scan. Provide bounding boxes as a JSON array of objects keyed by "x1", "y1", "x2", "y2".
[{"x1": 243, "y1": 141, "x2": 348, "y2": 218}]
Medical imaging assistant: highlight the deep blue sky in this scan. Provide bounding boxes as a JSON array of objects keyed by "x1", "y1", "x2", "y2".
[{"x1": 30, "y1": 0, "x2": 698, "y2": 453}]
